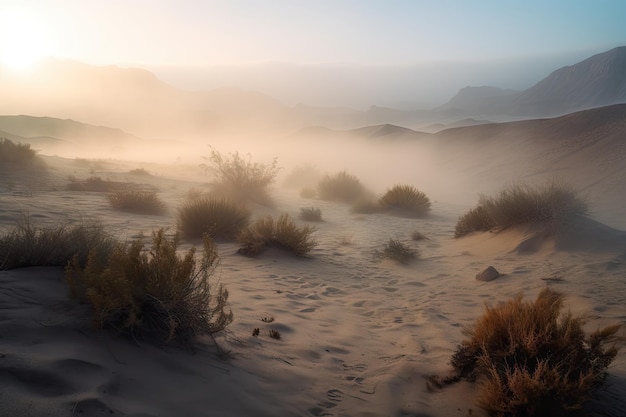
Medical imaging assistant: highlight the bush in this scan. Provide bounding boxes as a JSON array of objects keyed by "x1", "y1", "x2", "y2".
[
  {"x1": 0, "y1": 217, "x2": 117, "y2": 270},
  {"x1": 300, "y1": 207, "x2": 322, "y2": 222},
  {"x1": 455, "y1": 181, "x2": 588, "y2": 237},
  {"x1": 66, "y1": 229, "x2": 232, "y2": 343},
  {"x1": 450, "y1": 288, "x2": 621, "y2": 416},
  {"x1": 0, "y1": 138, "x2": 37, "y2": 164},
  {"x1": 177, "y1": 197, "x2": 250, "y2": 240},
  {"x1": 284, "y1": 163, "x2": 323, "y2": 188},
  {"x1": 128, "y1": 168, "x2": 152, "y2": 176},
  {"x1": 108, "y1": 190, "x2": 166, "y2": 215},
  {"x1": 350, "y1": 198, "x2": 383, "y2": 214},
  {"x1": 200, "y1": 149, "x2": 280, "y2": 206},
  {"x1": 411, "y1": 230, "x2": 427, "y2": 241},
  {"x1": 238, "y1": 214, "x2": 317, "y2": 257},
  {"x1": 378, "y1": 184, "x2": 431, "y2": 217},
  {"x1": 374, "y1": 238, "x2": 419, "y2": 264},
  {"x1": 317, "y1": 171, "x2": 366, "y2": 203},
  {"x1": 67, "y1": 176, "x2": 129, "y2": 192}
]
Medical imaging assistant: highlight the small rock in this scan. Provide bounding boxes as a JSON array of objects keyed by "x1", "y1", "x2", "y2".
[{"x1": 476, "y1": 266, "x2": 500, "y2": 282}]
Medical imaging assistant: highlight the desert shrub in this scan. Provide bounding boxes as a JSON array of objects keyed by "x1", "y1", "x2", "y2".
[
  {"x1": 374, "y1": 238, "x2": 419, "y2": 264},
  {"x1": 177, "y1": 196, "x2": 250, "y2": 240},
  {"x1": 300, "y1": 187, "x2": 317, "y2": 199},
  {"x1": 300, "y1": 207, "x2": 322, "y2": 222},
  {"x1": 128, "y1": 168, "x2": 151, "y2": 176},
  {"x1": 108, "y1": 190, "x2": 166, "y2": 215},
  {"x1": 450, "y1": 288, "x2": 621, "y2": 416},
  {"x1": 66, "y1": 229, "x2": 232, "y2": 343},
  {"x1": 238, "y1": 214, "x2": 317, "y2": 257},
  {"x1": 455, "y1": 181, "x2": 588, "y2": 237},
  {"x1": 200, "y1": 148, "x2": 280, "y2": 206},
  {"x1": 317, "y1": 171, "x2": 366, "y2": 203},
  {"x1": 411, "y1": 230, "x2": 427, "y2": 241},
  {"x1": 67, "y1": 176, "x2": 129, "y2": 192},
  {"x1": 350, "y1": 198, "x2": 383, "y2": 214},
  {"x1": 284, "y1": 163, "x2": 323, "y2": 188},
  {"x1": 454, "y1": 206, "x2": 496, "y2": 238},
  {"x1": 0, "y1": 138, "x2": 37, "y2": 164},
  {"x1": 379, "y1": 184, "x2": 431, "y2": 217},
  {"x1": 0, "y1": 217, "x2": 117, "y2": 270}
]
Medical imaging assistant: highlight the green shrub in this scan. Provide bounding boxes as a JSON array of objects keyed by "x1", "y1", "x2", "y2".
[
  {"x1": 450, "y1": 288, "x2": 621, "y2": 416},
  {"x1": 455, "y1": 181, "x2": 588, "y2": 237},
  {"x1": 378, "y1": 184, "x2": 431, "y2": 217},
  {"x1": 200, "y1": 148, "x2": 280, "y2": 206},
  {"x1": 177, "y1": 197, "x2": 250, "y2": 240},
  {"x1": 300, "y1": 207, "x2": 322, "y2": 222},
  {"x1": 374, "y1": 238, "x2": 418, "y2": 264},
  {"x1": 66, "y1": 229, "x2": 232, "y2": 343},
  {"x1": 0, "y1": 217, "x2": 117, "y2": 270},
  {"x1": 317, "y1": 171, "x2": 366, "y2": 203},
  {"x1": 0, "y1": 138, "x2": 37, "y2": 164},
  {"x1": 108, "y1": 190, "x2": 166, "y2": 215},
  {"x1": 238, "y1": 214, "x2": 317, "y2": 257}
]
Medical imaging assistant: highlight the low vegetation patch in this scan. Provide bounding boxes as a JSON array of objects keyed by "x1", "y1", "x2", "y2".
[
  {"x1": 379, "y1": 184, "x2": 431, "y2": 217},
  {"x1": 0, "y1": 218, "x2": 117, "y2": 270},
  {"x1": 127, "y1": 168, "x2": 152, "y2": 176},
  {"x1": 374, "y1": 238, "x2": 419, "y2": 264},
  {"x1": 201, "y1": 148, "x2": 280, "y2": 206},
  {"x1": 66, "y1": 229, "x2": 232, "y2": 343},
  {"x1": 317, "y1": 171, "x2": 367, "y2": 203},
  {"x1": 67, "y1": 176, "x2": 132, "y2": 192},
  {"x1": 449, "y1": 288, "x2": 621, "y2": 416},
  {"x1": 0, "y1": 138, "x2": 37, "y2": 165},
  {"x1": 411, "y1": 230, "x2": 427, "y2": 241},
  {"x1": 455, "y1": 181, "x2": 588, "y2": 237},
  {"x1": 300, "y1": 207, "x2": 322, "y2": 222},
  {"x1": 238, "y1": 213, "x2": 317, "y2": 257},
  {"x1": 350, "y1": 198, "x2": 383, "y2": 214},
  {"x1": 284, "y1": 163, "x2": 323, "y2": 189},
  {"x1": 177, "y1": 196, "x2": 250, "y2": 240},
  {"x1": 300, "y1": 187, "x2": 317, "y2": 199},
  {"x1": 108, "y1": 190, "x2": 166, "y2": 215}
]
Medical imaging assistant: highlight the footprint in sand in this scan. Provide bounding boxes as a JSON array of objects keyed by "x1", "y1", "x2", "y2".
[{"x1": 308, "y1": 389, "x2": 344, "y2": 416}]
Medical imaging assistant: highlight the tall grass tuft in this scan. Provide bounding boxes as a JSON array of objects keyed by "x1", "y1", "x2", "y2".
[
  {"x1": 66, "y1": 229, "x2": 232, "y2": 343},
  {"x1": 300, "y1": 207, "x2": 323, "y2": 222},
  {"x1": 177, "y1": 197, "x2": 250, "y2": 240},
  {"x1": 454, "y1": 206, "x2": 495, "y2": 238},
  {"x1": 450, "y1": 288, "x2": 621, "y2": 416},
  {"x1": 238, "y1": 214, "x2": 317, "y2": 257},
  {"x1": 374, "y1": 238, "x2": 419, "y2": 264},
  {"x1": 378, "y1": 184, "x2": 431, "y2": 217},
  {"x1": 108, "y1": 190, "x2": 166, "y2": 215},
  {"x1": 317, "y1": 171, "x2": 366, "y2": 203}
]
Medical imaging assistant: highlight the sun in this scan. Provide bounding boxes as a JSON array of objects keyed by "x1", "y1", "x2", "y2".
[{"x1": 0, "y1": 8, "x2": 53, "y2": 71}]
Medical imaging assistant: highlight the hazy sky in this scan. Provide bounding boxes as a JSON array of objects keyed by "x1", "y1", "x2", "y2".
[{"x1": 1, "y1": 1, "x2": 625, "y2": 107}]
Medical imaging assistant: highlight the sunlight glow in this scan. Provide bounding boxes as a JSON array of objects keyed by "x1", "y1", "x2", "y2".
[{"x1": 0, "y1": 8, "x2": 54, "y2": 71}]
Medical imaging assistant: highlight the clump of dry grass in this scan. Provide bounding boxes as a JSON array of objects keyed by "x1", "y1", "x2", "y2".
[
  {"x1": 374, "y1": 238, "x2": 419, "y2": 264},
  {"x1": 411, "y1": 230, "x2": 427, "y2": 241},
  {"x1": 0, "y1": 217, "x2": 117, "y2": 270},
  {"x1": 66, "y1": 229, "x2": 232, "y2": 344},
  {"x1": 108, "y1": 190, "x2": 166, "y2": 215},
  {"x1": 300, "y1": 207, "x2": 322, "y2": 222},
  {"x1": 128, "y1": 168, "x2": 152, "y2": 176},
  {"x1": 284, "y1": 163, "x2": 323, "y2": 188},
  {"x1": 450, "y1": 288, "x2": 621, "y2": 416},
  {"x1": 201, "y1": 148, "x2": 280, "y2": 206},
  {"x1": 0, "y1": 138, "x2": 37, "y2": 164},
  {"x1": 67, "y1": 176, "x2": 130, "y2": 192},
  {"x1": 378, "y1": 184, "x2": 431, "y2": 217},
  {"x1": 317, "y1": 171, "x2": 367, "y2": 203},
  {"x1": 350, "y1": 198, "x2": 383, "y2": 214},
  {"x1": 455, "y1": 181, "x2": 588, "y2": 237},
  {"x1": 177, "y1": 196, "x2": 250, "y2": 240},
  {"x1": 238, "y1": 214, "x2": 317, "y2": 257}
]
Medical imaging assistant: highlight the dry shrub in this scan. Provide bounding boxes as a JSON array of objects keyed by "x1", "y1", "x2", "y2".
[
  {"x1": 411, "y1": 230, "x2": 427, "y2": 241},
  {"x1": 201, "y1": 148, "x2": 280, "y2": 206},
  {"x1": 66, "y1": 229, "x2": 232, "y2": 343},
  {"x1": 177, "y1": 196, "x2": 250, "y2": 240},
  {"x1": 374, "y1": 238, "x2": 419, "y2": 264},
  {"x1": 108, "y1": 190, "x2": 166, "y2": 215},
  {"x1": 450, "y1": 288, "x2": 621, "y2": 416},
  {"x1": 300, "y1": 207, "x2": 322, "y2": 222},
  {"x1": 67, "y1": 176, "x2": 128, "y2": 192},
  {"x1": 317, "y1": 171, "x2": 367, "y2": 203},
  {"x1": 350, "y1": 198, "x2": 383, "y2": 214},
  {"x1": 455, "y1": 181, "x2": 588, "y2": 237},
  {"x1": 379, "y1": 184, "x2": 431, "y2": 217},
  {"x1": 0, "y1": 217, "x2": 117, "y2": 270},
  {"x1": 284, "y1": 163, "x2": 323, "y2": 188},
  {"x1": 238, "y1": 213, "x2": 317, "y2": 257},
  {"x1": 0, "y1": 138, "x2": 37, "y2": 164},
  {"x1": 128, "y1": 168, "x2": 151, "y2": 176}
]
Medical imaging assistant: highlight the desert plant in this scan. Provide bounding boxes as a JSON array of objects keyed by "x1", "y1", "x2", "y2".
[
  {"x1": 177, "y1": 196, "x2": 250, "y2": 240},
  {"x1": 65, "y1": 229, "x2": 233, "y2": 343},
  {"x1": 411, "y1": 230, "x2": 427, "y2": 241},
  {"x1": 284, "y1": 163, "x2": 323, "y2": 188},
  {"x1": 300, "y1": 207, "x2": 322, "y2": 222},
  {"x1": 128, "y1": 168, "x2": 151, "y2": 176},
  {"x1": 350, "y1": 197, "x2": 383, "y2": 214},
  {"x1": 379, "y1": 184, "x2": 431, "y2": 217},
  {"x1": 238, "y1": 213, "x2": 317, "y2": 257},
  {"x1": 200, "y1": 148, "x2": 280, "y2": 205},
  {"x1": 108, "y1": 190, "x2": 166, "y2": 215},
  {"x1": 317, "y1": 171, "x2": 366, "y2": 203},
  {"x1": 454, "y1": 206, "x2": 496, "y2": 238},
  {"x1": 374, "y1": 238, "x2": 419, "y2": 264},
  {"x1": 67, "y1": 176, "x2": 131, "y2": 192},
  {"x1": 450, "y1": 288, "x2": 621, "y2": 416},
  {"x1": 300, "y1": 187, "x2": 317, "y2": 199},
  {"x1": 0, "y1": 217, "x2": 117, "y2": 270},
  {"x1": 0, "y1": 138, "x2": 37, "y2": 164}
]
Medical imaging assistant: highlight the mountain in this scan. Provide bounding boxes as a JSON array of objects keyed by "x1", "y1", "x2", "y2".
[{"x1": 439, "y1": 46, "x2": 626, "y2": 117}]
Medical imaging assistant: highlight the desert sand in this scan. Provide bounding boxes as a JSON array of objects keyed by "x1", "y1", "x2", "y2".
[{"x1": 1, "y1": 138, "x2": 625, "y2": 417}]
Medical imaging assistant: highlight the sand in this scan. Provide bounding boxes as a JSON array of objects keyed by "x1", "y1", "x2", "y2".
[{"x1": 1, "y1": 152, "x2": 625, "y2": 417}]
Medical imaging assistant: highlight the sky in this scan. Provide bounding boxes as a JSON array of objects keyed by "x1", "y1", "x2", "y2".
[{"x1": 1, "y1": 1, "x2": 625, "y2": 107}]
